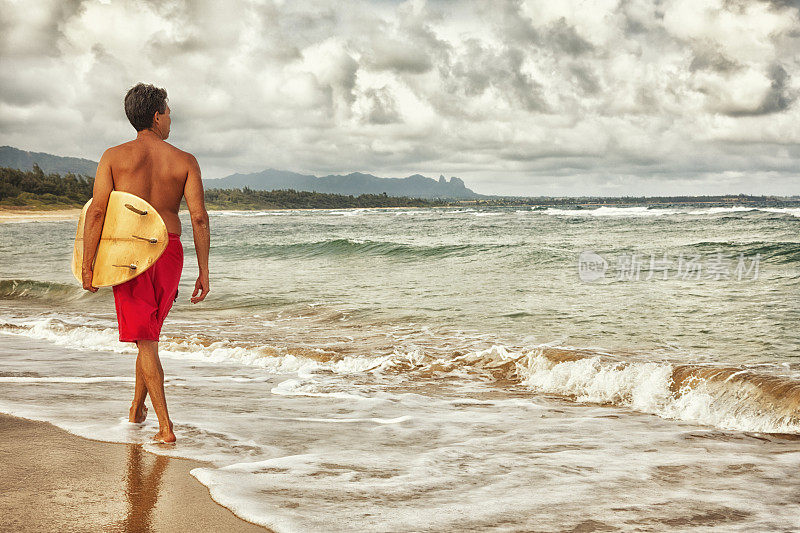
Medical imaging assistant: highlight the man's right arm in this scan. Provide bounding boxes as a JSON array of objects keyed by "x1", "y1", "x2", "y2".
[{"x1": 184, "y1": 153, "x2": 210, "y2": 303}]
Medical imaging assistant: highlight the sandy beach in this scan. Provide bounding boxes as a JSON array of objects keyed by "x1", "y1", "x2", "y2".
[
  {"x1": 0, "y1": 413, "x2": 269, "y2": 532},
  {"x1": 0, "y1": 208, "x2": 82, "y2": 223}
]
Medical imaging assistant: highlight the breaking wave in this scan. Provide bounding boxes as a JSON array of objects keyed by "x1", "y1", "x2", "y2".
[
  {"x1": 683, "y1": 241, "x2": 800, "y2": 263},
  {"x1": 212, "y1": 238, "x2": 513, "y2": 260},
  {"x1": 2, "y1": 316, "x2": 799, "y2": 435},
  {"x1": 0, "y1": 279, "x2": 87, "y2": 301},
  {"x1": 542, "y1": 206, "x2": 800, "y2": 218}
]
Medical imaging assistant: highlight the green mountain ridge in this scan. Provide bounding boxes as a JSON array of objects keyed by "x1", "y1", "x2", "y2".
[
  {"x1": 0, "y1": 146, "x2": 98, "y2": 177},
  {"x1": 204, "y1": 169, "x2": 483, "y2": 199},
  {"x1": 0, "y1": 146, "x2": 482, "y2": 199}
]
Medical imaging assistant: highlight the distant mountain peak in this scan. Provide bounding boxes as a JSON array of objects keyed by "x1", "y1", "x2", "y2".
[{"x1": 204, "y1": 169, "x2": 483, "y2": 199}]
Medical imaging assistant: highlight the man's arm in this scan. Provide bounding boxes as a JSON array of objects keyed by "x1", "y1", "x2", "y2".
[
  {"x1": 81, "y1": 150, "x2": 114, "y2": 292},
  {"x1": 184, "y1": 153, "x2": 210, "y2": 303}
]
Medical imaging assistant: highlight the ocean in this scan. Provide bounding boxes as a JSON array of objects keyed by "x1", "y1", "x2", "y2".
[{"x1": 1, "y1": 205, "x2": 799, "y2": 531}]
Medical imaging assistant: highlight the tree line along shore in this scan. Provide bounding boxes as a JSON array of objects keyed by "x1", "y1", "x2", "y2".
[
  {"x1": 1, "y1": 165, "x2": 797, "y2": 211},
  {"x1": 0, "y1": 165, "x2": 447, "y2": 210}
]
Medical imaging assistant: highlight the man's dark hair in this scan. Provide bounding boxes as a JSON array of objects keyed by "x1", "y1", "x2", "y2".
[{"x1": 124, "y1": 83, "x2": 168, "y2": 131}]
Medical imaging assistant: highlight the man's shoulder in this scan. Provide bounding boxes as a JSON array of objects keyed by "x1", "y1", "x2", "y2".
[
  {"x1": 163, "y1": 142, "x2": 198, "y2": 166},
  {"x1": 103, "y1": 141, "x2": 130, "y2": 154},
  {"x1": 99, "y1": 142, "x2": 130, "y2": 163}
]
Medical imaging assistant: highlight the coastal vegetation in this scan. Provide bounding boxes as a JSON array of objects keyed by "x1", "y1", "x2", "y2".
[
  {"x1": 201, "y1": 187, "x2": 447, "y2": 209},
  {"x1": 0, "y1": 166, "x2": 447, "y2": 210},
  {"x1": 1, "y1": 166, "x2": 797, "y2": 210},
  {"x1": 0, "y1": 165, "x2": 92, "y2": 208}
]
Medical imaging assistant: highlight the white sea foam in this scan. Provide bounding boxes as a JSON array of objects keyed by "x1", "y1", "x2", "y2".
[
  {"x1": 327, "y1": 210, "x2": 364, "y2": 216},
  {"x1": 0, "y1": 315, "x2": 391, "y2": 375},
  {"x1": 430, "y1": 345, "x2": 800, "y2": 434},
  {"x1": 210, "y1": 210, "x2": 292, "y2": 217},
  {"x1": 684, "y1": 206, "x2": 755, "y2": 214},
  {"x1": 759, "y1": 207, "x2": 800, "y2": 218},
  {"x1": 270, "y1": 378, "x2": 389, "y2": 404},
  {"x1": 541, "y1": 205, "x2": 798, "y2": 218},
  {"x1": 0, "y1": 376, "x2": 134, "y2": 383},
  {"x1": 279, "y1": 415, "x2": 413, "y2": 424},
  {"x1": 1, "y1": 316, "x2": 133, "y2": 354},
  {"x1": 3, "y1": 316, "x2": 798, "y2": 435},
  {"x1": 543, "y1": 206, "x2": 681, "y2": 217}
]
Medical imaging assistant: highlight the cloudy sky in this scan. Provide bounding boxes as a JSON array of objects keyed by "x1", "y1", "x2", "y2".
[{"x1": 1, "y1": 0, "x2": 799, "y2": 196}]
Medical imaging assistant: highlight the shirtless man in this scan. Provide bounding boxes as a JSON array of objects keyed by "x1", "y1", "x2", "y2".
[{"x1": 81, "y1": 83, "x2": 210, "y2": 443}]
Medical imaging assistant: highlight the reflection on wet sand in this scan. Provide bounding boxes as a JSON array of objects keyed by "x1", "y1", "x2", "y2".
[
  {"x1": 0, "y1": 412, "x2": 269, "y2": 532},
  {"x1": 120, "y1": 445, "x2": 169, "y2": 533}
]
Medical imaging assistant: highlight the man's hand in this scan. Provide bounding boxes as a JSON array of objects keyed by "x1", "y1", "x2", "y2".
[
  {"x1": 82, "y1": 265, "x2": 98, "y2": 293},
  {"x1": 191, "y1": 271, "x2": 209, "y2": 303}
]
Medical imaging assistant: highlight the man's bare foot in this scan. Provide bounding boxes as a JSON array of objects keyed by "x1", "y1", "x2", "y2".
[
  {"x1": 129, "y1": 403, "x2": 148, "y2": 424},
  {"x1": 152, "y1": 420, "x2": 176, "y2": 443}
]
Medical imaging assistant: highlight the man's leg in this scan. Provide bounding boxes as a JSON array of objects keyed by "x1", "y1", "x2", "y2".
[
  {"x1": 136, "y1": 340, "x2": 176, "y2": 442},
  {"x1": 129, "y1": 357, "x2": 149, "y2": 423}
]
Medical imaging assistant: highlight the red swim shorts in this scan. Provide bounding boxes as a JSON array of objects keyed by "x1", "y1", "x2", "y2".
[{"x1": 113, "y1": 232, "x2": 183, "y2": 343}]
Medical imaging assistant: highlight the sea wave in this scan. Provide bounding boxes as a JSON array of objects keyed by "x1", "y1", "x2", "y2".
[
  {"x1": 0, "y1": 279, "x2": 87, "y2": 301},
  {"x1": 543, "y1": 206, "x2": 684, "y2": 217},
  {"x1": 377, "y1": 345, "x2": 800, "y2": 434},
  {"x1": 759, "y1": 207, "x2": 800, "y2": 218},
  {"x1": 212, "y1": 238, "x2": 512, "y2": 259},
  {"x1": 542, "y1": 206, "x2": 800, "y2": 218},
  {"x1": 3, "y1": 317, "x2": 799, "y2": 435},
  {"x1": 683, "y1": 241, "x2": 800, "y2": 263}
]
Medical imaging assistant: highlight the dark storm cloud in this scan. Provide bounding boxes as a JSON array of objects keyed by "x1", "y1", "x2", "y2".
[
  {"x1": 0, "y1": 0, "x2": 85, "y2": 57},
  {"x1": 361, "y1": 39, "x2": 434, "y2": 73},
  {"x1": 726, "y1": 63, "x2": 795, "y2": 115},
  {"x1": 486, "y1": 2, "x2": 593, "y2": 55},
  {"x1": 689, "y1": 47, "x2": 741, "y2": 73},
  {"x1": 567, "y1": 62, "x2": 601, "y2": 95},
  {"x1": 731, "y1": 0, "x2": 800, "y2": 12},
  {"x1": 546, "y1": 18, "x2": 594, "y2": 56},
  {"x1": 760, "y1": 63, "x2": 795, "y2": 113},
  {"x1": 0, "y1": 0, "x2": 799, "y2": 196},
  {"x1": 490, "y1": 0, "x2": 539, "y2": 43},
  {"x1": 363, "y1": 87, "x2": 402, "y2": 124},
  {"x1": 447, "y1": 39, "x2": 547, "y2": 112}
]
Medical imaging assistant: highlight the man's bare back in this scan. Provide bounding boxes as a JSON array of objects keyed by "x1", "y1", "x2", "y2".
[{"x1": 105, "y1": 132, "x2": 193, "y2": 236}]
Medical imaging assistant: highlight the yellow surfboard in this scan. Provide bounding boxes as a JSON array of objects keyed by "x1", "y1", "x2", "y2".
[{"x1": 72, "y1": 191, "x2": 169, "y2": 287}]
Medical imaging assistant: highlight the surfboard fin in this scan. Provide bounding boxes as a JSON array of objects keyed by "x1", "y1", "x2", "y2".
[
  {"x1": 132, "y1": 235, "x2": 159, "y2": 244},
  {"x1": 124, "y1": 204, "x2": 148, "y2": 216}
]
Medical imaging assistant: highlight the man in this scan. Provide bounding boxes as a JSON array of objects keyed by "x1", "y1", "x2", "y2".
[{"x1": 81, "y1": 83, "x2": 210, "y2": 444}]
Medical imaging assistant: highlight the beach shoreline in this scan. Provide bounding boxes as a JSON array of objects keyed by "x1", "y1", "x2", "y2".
[
  {"x1": 0, "y1": 207, "x2": 82, "y2": 222},
  {"x1": 0, "y1": 412, "x2": 270, "y2": 532}
]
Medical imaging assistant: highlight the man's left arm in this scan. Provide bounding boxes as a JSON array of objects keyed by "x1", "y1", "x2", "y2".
[{"x1": 81, "y1": 150, "x2": 114, "y2": 292}]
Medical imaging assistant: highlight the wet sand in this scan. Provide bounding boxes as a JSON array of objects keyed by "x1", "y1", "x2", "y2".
[{"x1": 0, "y1": 413, "x2": 269, "y2": 532}]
